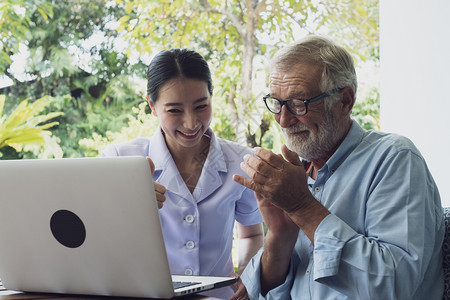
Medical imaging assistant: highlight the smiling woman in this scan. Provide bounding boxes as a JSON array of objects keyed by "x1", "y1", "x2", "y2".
[
  {"x1": 100, "y1": 48, "x2": 264, "y2": 299},
  {"x1": 147, "y1": 77, "x2": 213, "y2": 164}
]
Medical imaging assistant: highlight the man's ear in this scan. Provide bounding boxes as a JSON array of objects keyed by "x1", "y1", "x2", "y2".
[
  {"x1": 146, "y1": 95, "x2": 157, "y2": 116},
  {"x1": 339, "y1": 86, "x2": 355, "y2": 116}
]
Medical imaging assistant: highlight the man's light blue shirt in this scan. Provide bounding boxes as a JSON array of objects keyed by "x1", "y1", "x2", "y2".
[{"x1": 242, "y1": 120, "x2": 444, "y2": 300}]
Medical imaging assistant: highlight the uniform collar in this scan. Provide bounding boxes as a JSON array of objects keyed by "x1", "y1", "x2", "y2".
[{"x1": 150, "y1": 126, "x2": 227, "y2": 203}]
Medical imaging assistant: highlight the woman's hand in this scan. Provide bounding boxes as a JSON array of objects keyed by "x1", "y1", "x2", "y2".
[{"x1": 147, "y1": 157, "x2": 166, "y2": 209}]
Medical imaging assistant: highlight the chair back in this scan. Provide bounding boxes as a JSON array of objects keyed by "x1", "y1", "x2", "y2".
[{"x1": 442, "y1": 207, "x2": 450, "y2": 299}]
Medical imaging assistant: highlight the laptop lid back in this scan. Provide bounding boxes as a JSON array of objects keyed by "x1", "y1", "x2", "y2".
[{"x1": 0, "y1": 156, "x2": 175, "y2": 298}]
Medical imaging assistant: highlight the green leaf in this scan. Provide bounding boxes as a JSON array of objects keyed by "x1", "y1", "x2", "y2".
[
  {"x1": 0, "y1": 96, "x2": 62, "y2": 150},
  {"x1": 0, "y1": 95, "x2": 5, "y2": 117}
]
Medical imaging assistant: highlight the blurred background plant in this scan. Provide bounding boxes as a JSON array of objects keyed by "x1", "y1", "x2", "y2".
[
  {"x1": 0, "y1": 94, "x2": 62, "y2": 158},
  {"x1": 0, "y1": 0, "x2": 379, "y2": 159}
]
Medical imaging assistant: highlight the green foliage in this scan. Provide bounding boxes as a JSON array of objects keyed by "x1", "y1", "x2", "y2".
[
  {"x1": 316, "y1": 0, "x2": 379, "y2": 62},
  {"x1": 0, "y1": 94, "x2": 62, "y2": 158},
  {"x1": 79, "y1": 102, "x2": 159, "y2": 156},
  {"x1": 0, "y1": 0, "x2": 53, "y2": 73},
  {"x1": 353, "y1": 87, "x2": 380, "y2": 130},
  {"x1": 1, "y1": 0, "x2": 380, "y2": 158},
  {"x1": 1, "y1": 0, "x2": 147, "y2": 158}
]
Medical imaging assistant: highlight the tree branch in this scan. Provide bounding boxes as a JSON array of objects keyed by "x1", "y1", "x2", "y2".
[
  {"x1": 255, "y1": 0, "x2": 267, "y2": 17},
  {"x1": 199, "y1": 0, "x2": 245, "y2": 37}
]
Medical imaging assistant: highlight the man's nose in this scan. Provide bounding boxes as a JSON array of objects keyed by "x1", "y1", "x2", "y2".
[{"x1": 277, "y1": 105, "x2": 298, "y2": 128}]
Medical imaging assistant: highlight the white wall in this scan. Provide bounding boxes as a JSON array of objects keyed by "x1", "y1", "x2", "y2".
[{"x1": 380, "y1": 0, "x2": 450, "y2": 206}]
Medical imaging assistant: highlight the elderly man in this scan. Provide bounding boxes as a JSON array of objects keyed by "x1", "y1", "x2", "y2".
[{"x1": 233, "y1": 35, "x2": 444, "y2": 299}]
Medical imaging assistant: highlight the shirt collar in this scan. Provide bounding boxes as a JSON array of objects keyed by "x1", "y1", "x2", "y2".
[
  {"x1": 203, "y1": 128, "x2": 227, "y2": 172},
  {"x1": 325, "y1": 119, "x2": 365, "y2": 173},
  {"x1": 149, "y1": 126, "x2": 227, "y2": 172},
  {"x1": 149, "y1": 126, "x2": 228, "y2": 202},
  {"x1": 148, "y1": 126, "x2": 173, "y2": 172}
]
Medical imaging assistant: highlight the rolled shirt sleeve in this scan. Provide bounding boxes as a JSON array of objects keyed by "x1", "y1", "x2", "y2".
[{"x1": 241, "y1": 248, "x2": 297, "y2": 300}]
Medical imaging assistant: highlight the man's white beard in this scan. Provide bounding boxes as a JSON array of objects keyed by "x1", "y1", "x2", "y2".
[{"x1": 282, "y1": 109, "x2": 343, "y2": 162}]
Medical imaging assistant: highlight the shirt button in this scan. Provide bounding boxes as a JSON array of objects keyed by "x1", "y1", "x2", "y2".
[
  {"x1": 315, "y1": 187, "x2": 320, "y2": 192},
  {"x1": 306, "y1": 269, "x2": 311, "y2": 274},
  {"x1": 185, "y1": 269, "x2": 193, "y2": 275},
  {"x1": 185, "y1": 215, "x2": 194, "y2": 223},
  {"x1": 186, "y1": 241, "x2": 195, "y2": 249},
  {"x1": 330, "y1": 169, "x2": 336, "y2": 173}
]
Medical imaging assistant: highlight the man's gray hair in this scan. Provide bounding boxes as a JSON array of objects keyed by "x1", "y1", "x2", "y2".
[{"x1": 271, "y1": 35, "x2": 358, "y2": 107}]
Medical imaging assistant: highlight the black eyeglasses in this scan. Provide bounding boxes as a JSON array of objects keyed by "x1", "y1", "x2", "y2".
[{"x1": 263, "y1": 88, "x2": 341, "y2": 116}]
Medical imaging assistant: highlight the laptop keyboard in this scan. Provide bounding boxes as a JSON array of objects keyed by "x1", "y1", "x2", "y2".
[{"x1": 173, "y1": 281, "x2": 201, "y2": 289}]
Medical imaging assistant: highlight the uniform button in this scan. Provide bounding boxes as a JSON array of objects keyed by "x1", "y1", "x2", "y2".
[
  {"x1": 306, "y1": 269, "x2": 310, "y2": 274},
  {"x1": 186, "y1": 241, "x2": 195, "y2": 249},
  {"x1": 315, "y1": 187, "x2": 320, "y2": 192},
  {"x1": 185, "y1": 215, "x2": 194, "y2": 223},
  {"x1": 185, "y1": 269, "x2": 193, "y2": 275}
]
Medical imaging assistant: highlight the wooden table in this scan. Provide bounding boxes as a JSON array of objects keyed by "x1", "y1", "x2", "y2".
[{"x1": 0, "y1": 280, "x2": 221, "y2": 300}]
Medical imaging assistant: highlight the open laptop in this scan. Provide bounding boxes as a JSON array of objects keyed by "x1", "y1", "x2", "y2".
[{"x1": 0, "y1": 156, "x2": 236, "y2": 299}]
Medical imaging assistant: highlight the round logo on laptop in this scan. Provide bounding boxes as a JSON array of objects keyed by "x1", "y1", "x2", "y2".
[{"x1": 50, "y1": 209, "x2": 86, "y2": 248}]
